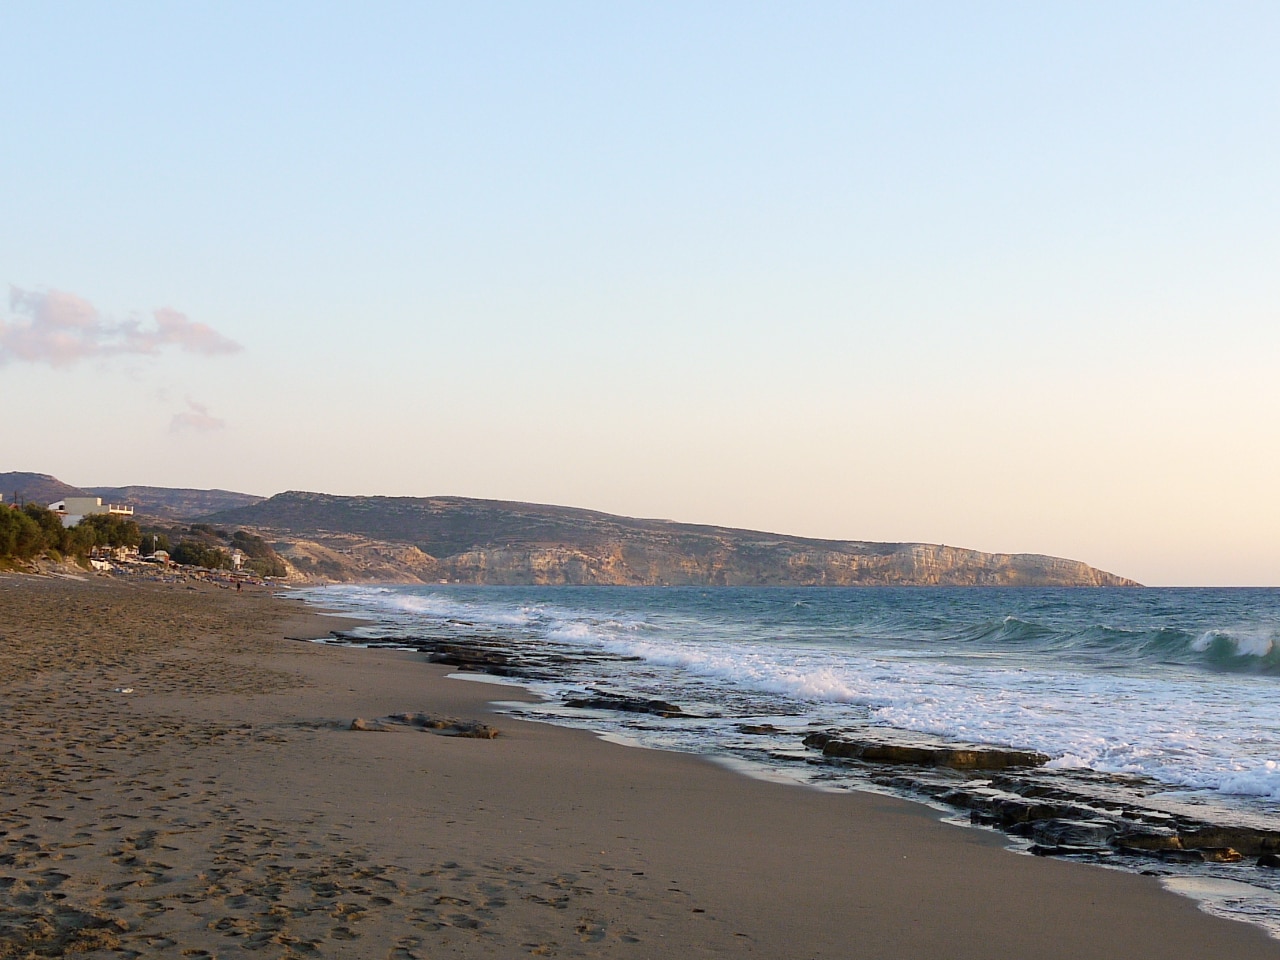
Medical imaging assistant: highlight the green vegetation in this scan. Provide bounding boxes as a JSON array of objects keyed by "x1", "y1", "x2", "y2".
[
  {"x1": 171, "y1": 539, "x2": 232, "y2": 569},
  {"x1": 0, "y1": 504, "x2": 142, "y2": 564},
  {"x1": 287, "y1": 554, "x2": 346, "y2": 580},
  {"x1": 0, "y1": 504, "x2": 286, "y2": 578},
  {"x1": 230, "y1": 530, "x2": 287, "y2": 577},
  {"x1": 141, "y1": 523, "x2": 287, "y2": 576},
  {"x1": 79, "y1": 513, "x2": 143, "y2": 550},
  {"x1": 140, "y1": 532, "x2": 172, "y2": 555}
]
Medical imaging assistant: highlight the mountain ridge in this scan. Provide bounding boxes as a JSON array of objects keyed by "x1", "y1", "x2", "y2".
[
  {"x1": 0, "y1": 473, "x2": 265, "y2": 520},
  {"x1": 1, "y1": 471, "x2": 1141, "y2": 586},
  {"x1": 86, "y1": 485, "x2": 264, "y2": 520},
  {"x1": 207, "y1": 490, "x2": 1140, "y2": 587}
]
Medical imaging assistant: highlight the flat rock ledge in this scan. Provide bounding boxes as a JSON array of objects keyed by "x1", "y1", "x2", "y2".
[
  {"x1": 795, "y1": 733, "x2": 1280, "y2": 869},
  {"x1": 803, "y1": 730, "x2": 1049, "y2": 771},
  {"x1": 328, "y1": 631, "x2": 636, "y2": 682},
  {"x1": 563, "y1": 689, "x2": 694, "y2": 718},
  {"x1": 944, "y1": 779, "x2": 1280, "y2": 866},
  {"x1": 350, "y1": 713, "x2": 500, "y2": 739}
]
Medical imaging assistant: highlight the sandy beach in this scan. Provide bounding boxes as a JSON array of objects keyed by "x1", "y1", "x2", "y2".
[{"x1": 1, "y1": 575, "x2": 1275, "y2": 958}]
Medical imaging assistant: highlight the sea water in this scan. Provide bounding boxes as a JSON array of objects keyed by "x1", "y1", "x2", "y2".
[{"x1": 294, "y1": 584, "x2": 1280, "y2": 933}]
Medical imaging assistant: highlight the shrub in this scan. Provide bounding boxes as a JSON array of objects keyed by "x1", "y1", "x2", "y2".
[
  {"x1": 0, "y1": 508, "x2": 45, "y2": 559},
  {"x1": 171, "y1": 540, "x2": 231, "y2": 569}
]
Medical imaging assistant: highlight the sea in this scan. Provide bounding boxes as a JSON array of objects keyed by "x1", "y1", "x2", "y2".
[{"x1": 291, "y1": 584, "x2": 1280, "y2": 937}]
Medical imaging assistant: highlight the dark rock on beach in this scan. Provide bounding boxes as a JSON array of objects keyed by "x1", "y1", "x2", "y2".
[
  {"x1": 1177, "y1": 826, "x2": 1280, "y2": 858},
  {"x1": 350, "y1": 717, "x2": 395, "y2": 732},
  {"x1": 1198, "y1": 847, "x2": 1245, "y2": 863},
  {"x1": 426, "y1": 642, "x2": 517, "y2": 674},
  {"x1": 564, "y1": 690, "x2": 693, "y2": 719},
  {"x1": 803, "y1": 730, "x2": 1050, "y2": 770},
  {"x1": 350, "y1": 713, "x2": 500, "y2": 739},
  {"x1": 789, "y1": 730, "x2": 1280, "y2": 874},
  {"x1": 1024, "y1": 818, "x2": 1117, "y2": 849},
  {"x1": 1113, "y1": 827, "x2": 1184, "y2": 853}
]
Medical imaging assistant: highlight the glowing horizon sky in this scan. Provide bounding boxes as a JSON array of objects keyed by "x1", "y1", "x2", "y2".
[{"x1": 2, "y1": 3, "x2": 1277, "y2": 586}]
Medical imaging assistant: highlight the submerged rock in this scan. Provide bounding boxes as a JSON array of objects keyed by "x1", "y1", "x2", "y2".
[{"x1": 738, "y1": 723, "x2": 784, "y2": 735}]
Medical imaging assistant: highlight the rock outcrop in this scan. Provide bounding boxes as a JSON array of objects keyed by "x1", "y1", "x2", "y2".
[{"x1": 802, "y1": 730, "x2": 1050, "y2": 770}]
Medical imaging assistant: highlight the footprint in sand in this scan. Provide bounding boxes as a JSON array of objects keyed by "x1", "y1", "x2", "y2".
[{"x1": 575, "y1": 918, "x2": 607, "y2": 942}]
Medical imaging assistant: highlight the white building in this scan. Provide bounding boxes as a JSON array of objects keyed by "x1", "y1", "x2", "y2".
[{"x1": 47, "y1": 497, "x2": 135, "y2": 527}]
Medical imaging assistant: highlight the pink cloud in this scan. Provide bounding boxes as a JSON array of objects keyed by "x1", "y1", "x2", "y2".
[
  {"x1": 169, "y1": 399, "x2": 227, "y2": 434},
  {"x1": 0, "y1": 286, "x2": 243, "y2": 367}
]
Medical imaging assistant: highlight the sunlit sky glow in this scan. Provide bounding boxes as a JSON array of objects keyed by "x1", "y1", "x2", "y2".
[{"x1": 2, "y1": 3, "x2": 1277, "y2": 586}]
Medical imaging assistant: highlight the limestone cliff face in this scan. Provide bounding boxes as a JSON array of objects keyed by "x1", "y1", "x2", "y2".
[
  {"x1": 275, "y1": 536, "x2": 440, "y2": 584},
  {"x1": 436, "y1": 541, "x2": 1135, "y2": 587},
  {"x1": 210, "y1": 491, "x2": 1140, "y2": 587}
]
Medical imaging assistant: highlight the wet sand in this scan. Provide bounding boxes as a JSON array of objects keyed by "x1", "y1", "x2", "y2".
[{"x1": 1, "y1": 574, "x2": 1275, "y2": 958}]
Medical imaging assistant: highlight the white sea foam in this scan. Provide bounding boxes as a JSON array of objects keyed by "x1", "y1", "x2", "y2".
[{"x1": 1192, "y1": 628, "x2": 1276, "y2": 658}]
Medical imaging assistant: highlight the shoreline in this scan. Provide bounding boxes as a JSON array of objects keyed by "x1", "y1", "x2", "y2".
[
  {"x1": 1, "y1": 574, "x2": 1276, "y2": 958},
  {"x1": 294, "y1": 585, "x2": 1280, "y2": 879}
]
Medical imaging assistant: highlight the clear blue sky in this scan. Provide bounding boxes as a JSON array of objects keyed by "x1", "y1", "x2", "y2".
[{"x1": 2, "y1": 2, "x2": 1277, "y2": 585}]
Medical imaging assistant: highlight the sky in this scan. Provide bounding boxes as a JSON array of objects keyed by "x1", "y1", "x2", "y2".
[{"x1": 1, "y1": 2, "x2": 1277, "y2": 586}]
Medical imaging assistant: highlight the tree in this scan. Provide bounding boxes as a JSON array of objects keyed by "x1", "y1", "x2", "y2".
[
  {"x1": 139, "y1": 530, "x2": 172, "y2": 555},
  {"x1": 22, "y1": 504, "x2": 70, "y2": 553},
  {"x1": 0, "y1": 509, "x2": 45, "y2": 559},
  {"x1": 171, "y1": 540, "x2": 231, "y2": 569},
  {"x1": 232, "y1": 529, "x2": 287, "y2": 577},
  {"x1": 79, "y1": 513, "x2": 142, "y2": 549}
]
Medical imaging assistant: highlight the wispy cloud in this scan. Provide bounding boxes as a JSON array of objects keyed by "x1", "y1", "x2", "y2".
[
  {"x1": 0, "y1": 286, "x2": 242, "y2": 367},
  {"x1": 169, "y1": 398, "x2": 227, "y2": 434}
]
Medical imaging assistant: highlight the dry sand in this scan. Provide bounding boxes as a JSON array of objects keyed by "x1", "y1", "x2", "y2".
[{"x1": 1, "y1": 574, "x2": 1275, "y2": 959}]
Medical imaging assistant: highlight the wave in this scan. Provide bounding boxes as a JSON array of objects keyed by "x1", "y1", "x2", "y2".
[
  {"x1": 318, "y1": 585, "x2": 1280, "y2": 674},
  {"x1": 948, "y1": 616, "x2": 1280, "y2": 674}
]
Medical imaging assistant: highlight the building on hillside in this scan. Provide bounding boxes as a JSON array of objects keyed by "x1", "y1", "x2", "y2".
[
  {"x1": 91, "y1": 544, "x2": 141, "y2": 562},
  {"x1": 47, "y1": 497, "x2": 135, "y2": 527}
]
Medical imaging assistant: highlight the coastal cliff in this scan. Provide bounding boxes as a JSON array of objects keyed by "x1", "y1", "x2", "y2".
[{"x1": 209, "y1": 491, "x2": 1139, "y2": 587}]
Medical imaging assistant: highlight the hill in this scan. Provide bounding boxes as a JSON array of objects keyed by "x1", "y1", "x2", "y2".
[
  {"x1": 86, "y1": 485, "x2": 264, "y2": 520},
  {"x1": 0, "y1": 472, "x2": 263, "y2": 520},
  {"x1": 208, "y1": 490, "x2": 1140, "y2": 587},
  {"x1": 0, "y1": 471, "x2": 88, "y2": 506}
]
